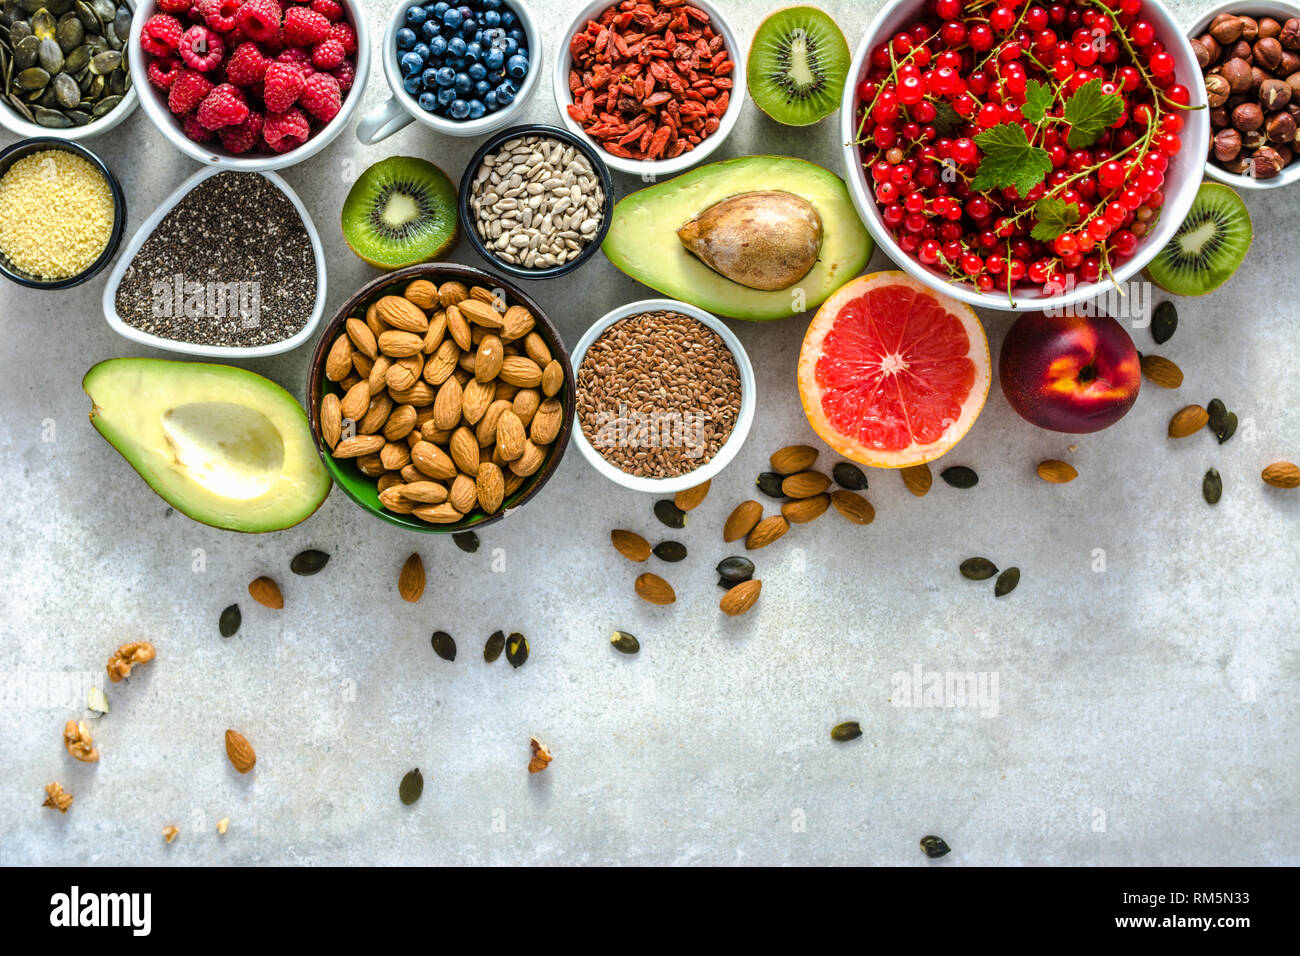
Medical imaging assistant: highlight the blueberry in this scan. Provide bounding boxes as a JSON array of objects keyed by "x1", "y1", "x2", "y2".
[
  {"x1": 406, "y1": 6, "x2": 427, "y2": 26},
  {"x1": 467, "y1": 99, "x2": 486, "y2": 119},
  {"x1": 447, "y1": 36, "x2": 466, "y2": 56},
  {"x1": 433, "y1": 66, "x2": 454, "y2": 86},
  {"x1": 428, "y1": 34, "x2": 447, "y2": 57},
  {"x1": 446, "y1": 56, "x2": 465, "y2": 70},
  {"x1": 460, "y1": 18, "x2": 477, "y2": 38},
  {"x1": 442, "y1": 7, "x2": 462, "y2": 29},
  {"x1": 501, "y1": 36, "x2": 518, "y2": 56},
  {"x1": 419, "y1": 91, "x2": 440, "y2": 112},
  {"x1": 468, "y1": 62, "x2": 487, "y2": 80},
  {"x1": 413, "y1": 42, "x2": 431, "y2": 60},
  {"x1": 397, "y1": 27, "x2": 418, "y2": 50},
  {"x1": 436, "y1": 86, "x2": 457, "y2": 106},
  {"x1": 449, "y1": 98, "x2": 471, "y2": 119},
  {"x1": 501, "y1": 10, "x2": 516, "y2": 29},
  {"x1": 506, "y1": 27, "x2": 523, "y2": 43},
  {"x1": 457, "y1": 5, "x2": 472, "y2": 19},
  {"x1": 400, "y1": 51, "x2": 425, "y2": 75},
  {"x1": 484, "y1": 89, "x2": 498, "y2": 110},
  {"x1": 421, "y1": 19, "x2": 440, "y2": 39},
  {"x1": 506, "y1": 53, "x2": 528, "y2": 80},
  {"x1": 481, "y1": 10, "x2": 500, "y2": 27},
  {"x1": 482, "y1": 0, "x2": 501, "y2": 9},
  {"x1": 421, "y1": 67, "x2": 439, "y2": 87},
  {"x1": 495, "y1": 81, "x2": 515, "y2": 105},
  {"x1": 453, "y1": 71, "x2": 472, "y2": 94},
  {"x1": 474, "y1": 78, "x2": 491, "y2": 96},
  {"x1": 433, "y1": 1, "x2": 449, "y2": 15},
  {"x1": 403, "y1": 74, "x2": 422, "y2": 95},
  {"x1": 465, "y1": 41, "x2": 482, "y2": 62}
]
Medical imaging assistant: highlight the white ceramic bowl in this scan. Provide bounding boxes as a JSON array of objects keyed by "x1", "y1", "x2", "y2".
[
  {"x1": 840, "y1": 0, "x2": 1210, "y2": 312},
  {"x1": 101, "y1": 166, "x2": 326, "y2": 358},
  {"x1": 357, "y1": 0, "x2": 541, "y2": 143},
  {"x1": 0, "y1": 0, "x2": 139, "y2": 141},
  {"x1": 552, "y1": 0, "x2": 745, "y2": 177},
  {"x1": 127, "y1": 0, "x2": 369, "y2": 170},
  {"x1": 1189, "y1": 0, "x2": 1300, "y2": 190},
  {"x1": 569, "y1": 298, "x2": 755, "y2": 494}
]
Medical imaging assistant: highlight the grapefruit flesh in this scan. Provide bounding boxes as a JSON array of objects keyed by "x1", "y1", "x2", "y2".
[{"x1": 798, "y1": 272, "x2": 991, "y2": 467}]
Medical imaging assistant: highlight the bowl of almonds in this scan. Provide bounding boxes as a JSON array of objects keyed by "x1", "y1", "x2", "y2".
[{"x1": 306, "y1": 263, "x2": 574, "y2": 531}]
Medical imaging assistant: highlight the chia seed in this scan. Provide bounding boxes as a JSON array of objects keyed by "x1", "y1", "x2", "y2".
[{"x1": 114, "y1": 172, "x2": 316, "y2": 347}]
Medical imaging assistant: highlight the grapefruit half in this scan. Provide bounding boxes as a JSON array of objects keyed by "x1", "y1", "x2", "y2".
[{"x1": 797, "y1": 272, "x2": 991, "y2": 468}]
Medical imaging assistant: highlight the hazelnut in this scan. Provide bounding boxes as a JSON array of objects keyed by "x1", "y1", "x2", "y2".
[
  {"x1": 1290, "y1": 71, "x2": 1300, "y2": 98},
  {"x1": 1266, "y1": 110, "x2": 1297, "y2": 143},
  {"x1": 1221, "y1": 57, "x2": 1254, "y2": 93},
  {"x1": 1226, "y1": 39, "x2": 1254, "y2": 62},
  {"x1": 1191, "y1": 38, "x2": 1212, "y2": 69},
  {"x1": 1205, "y1": 72, "x2": 1231, "y2": 107},
  {"x1": 1199, "y1": 33, "x2": 1222, "y2": 62},
  {"x1": 1240, "y1": 16, "x2": 1259, "y2": 42},
  {"x1": 1214, "y1": 127, "x2": 1243, "y2": 161},
  {"x1": 1288, "y1": 101, "x2": 1300, "y2": 119},
  {"x1": 1210, "y1": 106, "x2": 1230, "y2": 128},
  {"x1": 1259, "y1": 17, "x2": 1282, "y2": 40},
  {"x1": 1210, "y1": 13, "x2": 1244, "y2": 44},
  {"x1": 1233, "y1": 101, "x2": 1265, "y2": 130},
  {"x1": 1260, "y1": 77, "x2": 1292, "y2": 110},
  {"x1": 1252, "y1": 65, "x2": 1269, "y2": 89},
  {"x1": 1249, "y1": 145, "x2": 1284, "y2": 178},
  {"x1": 1277, "y1": 143, "x2": 1294, "y2": 166},
  {"x1": 1242, "y1": 127, "x2": 1268, "y2": 149},
  {"x1": 1254, "y1": 36, "x2": 1283, "y2": 71},
  {"x1": 1221, "y1": 154, "x2": 1251, "y2": 174},
  {"x1": 1282, "y1": 18, "x2": 1300, "y2": 50},
  {"x1": 1280, "y1": 51, "x2": 1300, "y2": 74}
]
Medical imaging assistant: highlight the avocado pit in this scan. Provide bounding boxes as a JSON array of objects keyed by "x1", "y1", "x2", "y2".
[{"x1": 676, "y1": 190, "x2": 824, "y2": 291}]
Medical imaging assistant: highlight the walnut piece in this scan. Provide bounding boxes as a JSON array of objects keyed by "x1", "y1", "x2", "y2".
[
  {"x1": 528, "y1": 736, "x2": 552, "y2": 774},
  {"x1": 163, "y1": 825, "x2": 180, "y2": 844},
  {"x1": 42, "y1": 782, "x2": 73, "y2": 813},
  {"x1": 63, "y1": 720, "x2": 99, "y2": 762},
  {"x1": 107, "y1": 641, "x2": 156, "y2": 683}
]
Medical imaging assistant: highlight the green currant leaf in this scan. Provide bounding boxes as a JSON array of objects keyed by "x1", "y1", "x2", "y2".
[
  {"x1": 1029, "y1": 197, "x2": 1082, "y2": 242},
  {"x1": 931, "y1": 100, "x2": 964, "y2": 138},
  {"x1": 1021, "y1": 80, "x2": 1054, "y2": 125},
  {"x1": 971, "y1": 122, "x2": 1052, "y2": 198},
  {"x1": 1063, "y1": 78, "x2": 1123, "y2": 149}
]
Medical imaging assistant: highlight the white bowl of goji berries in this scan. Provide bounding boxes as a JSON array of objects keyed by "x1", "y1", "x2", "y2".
[
  {"x1": 552, "y1": 0, "x2": 745, "y2": 177},
  {"x1": 128, "y1": 0, "x2": 370, "y2": 171}
]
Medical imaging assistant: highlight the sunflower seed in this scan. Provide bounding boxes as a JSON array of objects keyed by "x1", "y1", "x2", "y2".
[
  {"x1": 505, "y1": 632, "x2": 529, "y2": 668},
  {"x1": 832, "y1": 462, "x2": 868, "y2": 490},
  {"x1": 452, "y1": 530, "x2": 479, "y2": 553},
  {"x1": 610, "y1": 631, "x2": 639, "y2": 654},
  {"x1": 920, "y1": 835, "x2": 951, "y2": 858},
  {"x1": 653, "y1": 499, "x2": 686, "y2": 528},
  {"x1": 960, "y1": 557, "x2": 998, "y2": 580},
  {"x1": 484, "y1": 629, "x2": 505, "y2": 662},
  {"x1": 289, "y1": 549, "x2": 330, "y2": 576},
  {"x1": 831, "y1": 721, "x2": 862, "y2": 742},
  {"x1": 653, "y1": 541, "x2": 687, "y2": 562},
  {"x1": 399, "y1": 768, "x2": 423, "y2": 805},
  {"x1": 940, "y1": 465, "x2": 978, "y2": 489},
  {"x1": 1203, "y1": 468, "x2": 1222, "y2": 505},
  {"x1": 218, "y1": 604, "x2": 241, "y2": 638},
  {"x1": 994, "y1": 566, "x2": 1020, "y2": 597},
  {"x1": 1151, "y1": 301, "x2": 1177, "y2": 345}
]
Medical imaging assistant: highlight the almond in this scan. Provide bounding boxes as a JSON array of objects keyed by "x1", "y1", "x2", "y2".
[
  {"x1": 358, "y1": 394, "x2": 393, "y2": 435},
  {"x1": 496, "y1": 409, "x2": 526, "y2": 460},
  {"x1": 248, "y1": 576, "x2": 283, "y2": 609},
  {"x1": 378, "y1": 329, "x2": 425, "y2": 358},
  {"x1": 901, "y1": 463, "x2": 932, "y2": 496},
  {"x1": 508, "y1": 439, "x2": 546, "y2": 477},
  {"x1": 352, "y1": 350, "x2": 374, "y2": 381},
  {"x1": 673, "y1": 479, "x2": 711, "y2": 512},
  {"x1": 511, "y1": 388, "x2": 541, "y2": 427},
  {"x1": 367, "y1": 354, "x2": 392, "y2": 394},
  {"x1": 365, "y1": 300, "x2": 387, "y2": 338},
  {"x1": 523, "y1": 330, "x2": 551, "y2": 365},
  {"x1": 325, "y1": 334, "x2": 353, "y2": 382},
  {"x1": 438, "y1": 280, "x2": 469, "y2": 307},
  {"x1": 422, "y1": 309, "x2": 448, "y2": 353},
  {"x1": 461, "y1": 377, "x2": 497, "y2": 425},
  {"x1": 345, "y1": 317, "x2": 377, "y2": 358},
  {"x1": 1037, "y1": 459, "x2": 1078, "y2": 483},
  {"x1": 423, "y1": 339, "x2": 460, "y2": 385},
  {"x1": 320, "y1": 393, "x2": 342, "y2": 449},
  {"x1": 449, "y1": 426, "x2": 480, "y2": 475},
  {"x1": 386, "y1": 354, "x2": 423, "y2": 392},
  {"x1": 225, "y1": 729, "x2": 256, "y2": 774},
  {"x1": 612, "y1": 529, "x2": 652, "y2": 562},
  {"x1": 404, "y1": 279, "x2": 438, "y2": 311},
  {"x1": 401, "y1": 480, "x2": 448, "y2": 504},
  {"x1": 770, "y1": 444, "x2": 818, "y2": 475},
  {"x1": 449, "y1": 474, "x2": 478, "y2": 514},
  {"x1": 719, "y1": 579, "x2": 762, "y2": 616},
  {"x1": 332, "y1": 434, "x2": 384, "y2": 459},
  {"x1": 411, "y1": 441, "x2": 457, "y2": 480},
  {"x1": 477, "y1": 462, "x2": 505, "y2": 513},
  {"x1": 502, "y1": 305, "x2": 536, "y2": 341},
  {"x1": 446, "y1": 304, "x2": 472, "y2": 350},
  {"x1": 782, "y1": 493, "x2": 830, "y2": 523},
  {"x1": 389, "y1": 381, "x2": 435, "y2": 406},
  {"x1": 830, "y1": 490, "x2": 875, "y2": 524},
  {"x1": 383, "y1": 404, "x2": 418, "y2": 442},
  {"x1": 339, "y1": 380, "x2": 370, "y2": 422},
  {"x1": 379, "y1": 441, "x2": 411, "y2": 472},
  {"x1": 723, "y1": 500, "x2": 763, "y2": 542},
  {"x1": 1261, "y1": 461, "x2": 1300, "y2": 488},
  {"x1": 376, "y1": 294, "x2": 429, "y2": 333},
  {"x1": 413, "y1": 502, "x2": 464, "y2": 524},
  {"x1": 746, "y1": 514, "x2": 789, "y2": 550},
  {"x1": 541, "y1": 359, "x2": 564, "y2": 397},
  {"x1": 470, "y1": 285, "x2": 506, "y2": 310},
  {"x1": 1140, "y1": 354, "x2": 1184, "y2": 389},
  {"x1": 1169, "y1": 405, "x2": 1210, "y2": 438},
  {"x1": 432, "y1": 377, "x2": 464, "y2": 430},
  {"x1": 458, "y1": 297, "x2": 506, "y2": 329},
  {"x1": 356, "y1": 454, "x2": 384, "y2": 477},
  {"x1": 500, "y1": 355, "x2": 543, "y2": 388},
  {"x1": 529, "y1": 398, "x2": 563, "y2": 445},
  {"x1": 477, "y1": 399, "x2": 513, "y2": 447},
  {"x1": 476, "y1": 334, "x2": 504, "y2": 382},
  {"x1": 398, "y1": 553, "x2": 425, "y2": 602},
  {"x1": 782, "y1": 470, "x2": 831, "y2": 498},
  {"x1": 635, "y1": 572, "x2": 676, "y2": 605}
]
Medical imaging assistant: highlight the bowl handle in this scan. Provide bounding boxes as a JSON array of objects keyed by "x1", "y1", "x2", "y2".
[{"x1": 356, "y1": 96, "x2": 413, "y2": 146}]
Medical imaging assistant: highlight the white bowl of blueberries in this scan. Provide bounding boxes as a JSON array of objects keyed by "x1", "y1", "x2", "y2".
[{"x1": 358, "y1": 0, "x2": 541, "y2": 143}]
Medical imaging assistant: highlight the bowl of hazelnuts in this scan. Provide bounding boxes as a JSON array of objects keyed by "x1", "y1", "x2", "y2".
[{"x1": 1190, "y1": 2, "x2": 1300, "y2": 187}]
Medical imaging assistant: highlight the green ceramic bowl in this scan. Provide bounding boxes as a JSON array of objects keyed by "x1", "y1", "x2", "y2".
[{"x1": 305, "y1": 263, "x2": 575, "y2": 532}]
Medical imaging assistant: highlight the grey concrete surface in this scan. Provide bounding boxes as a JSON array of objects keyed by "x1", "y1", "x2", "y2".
[{"x1": 1, "y1": 0, "x2": 1297, "y2": 866}]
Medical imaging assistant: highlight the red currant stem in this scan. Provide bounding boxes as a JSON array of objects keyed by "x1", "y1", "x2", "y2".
[
  {"x1": 853, "y1": 32, "x2": 941, "y2": 145},
  {"x1": 1005, "y1": 237, "x2": 1015, "y2": 308},
  {"x1": 972, "y1": 5, "x2": 1032, "y2": 77}
]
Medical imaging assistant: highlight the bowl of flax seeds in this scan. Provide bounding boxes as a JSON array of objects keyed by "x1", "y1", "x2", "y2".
[{"x1": 571, "y1": 298, "x2": 755, "y2": 493}]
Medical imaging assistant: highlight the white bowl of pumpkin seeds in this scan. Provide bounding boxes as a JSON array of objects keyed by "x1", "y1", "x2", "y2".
[{"x1": 0, "y1": 0, "x2": 139, "y2": 140}]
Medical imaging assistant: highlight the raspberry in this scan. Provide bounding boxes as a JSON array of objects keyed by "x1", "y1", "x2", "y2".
[
  {"x1": 310, "y1": 0, "x2": 342, "y2": 21},
  {"x1": 178, "y1": 25, "x2": 224, "y2": 71},
  {"x1": 310, "y1": 37, "x2": 345, "y2": 70},
  {"x1": 197, "y1": 0, "x2": 241, "y2": 32},
  {"x1": 197, "y1": 82, "x2": 249, "y2": 129},
  {"x1": 167, "y1": 69, "x2": 214, "y2": 113},
  {"x1": 226, "y1": 41, "x2": 270, "y2": 86},
  {"x1": 262, "y1": 61, "x2": 304, "y2": 112},
  {"x1": 147, "y1": 56, "x2": 184, "y2": 90},
  {"x1": 157, "y1": 0, "x2": 194, "y2": 12},
  {"x1": 327, "y1": 22, "x2": 356, "y2": 55},
  {"x1": 183, "y1": 113, "x2": 217, "y2": 142},
  {"x1": 235, "y1": 0, "x2": 281, "y2": 43},
  {"x1": 263, "y1": 107, "x2": 310, "y2": 152},
  {"x1": 282, "y1": 6, "x2": 330, "y2": 46},
  {"x1": 219, "y1": 110, "x2": 265, "y2": 153},
  {"x1": 328, "y1": 59, "x2": 354, "y2": 92},
  {"x1": 276, "y1": 47, "x2": 313, "y2": 77},
  {"x1": 140, "y1": 14, "x2": 184, "y2": 56},
  {"x1": 299, "y1": 72, "x2": 341, "y2": 122}
]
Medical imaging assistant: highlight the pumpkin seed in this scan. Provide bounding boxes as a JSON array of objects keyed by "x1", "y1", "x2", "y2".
[
  {"x1": 36, "y1": 35, "x2": 59, "y2": 71},
  {"x1": 219, "y1": 604, "x2": 241, "y2": 638},
  {"x1": 13, "y1": 33, "x2": 39, "y2": 70},
  {"x1": 50, "y1": 0, "x2": 74, "y2": 13},
  {"x1": 33, "y1": 105, "x2": 69, "y2": 125},
  {"x1": 831, "y1": 462, "x2": 868, "y2": 490},
  {"x1": 1216, "y1": 412, "x2": 1237, "y2": 445},
  {"x1": 51, "y1": 70, "x2": 76, "y2": 106},
  {"x1": 89, "y1": 91, "x2": 117, "y2": 113},
  {"x1": 64, "y1": 106, "x2": 89, "y2": 123},
  {"x1": 399, "y1": 768, "x2": 423, "y2": 805},
  {"x1": 9, "y1": 21, "x2": 32, "y2": 43},
  {"x1": 6, "y1": 92, "x2": 33, "y2": 120},
  {"x1": 653, "y1": 499, "x2": 686, "y2": 528},
  {"x1": 1206, "y1": 399, "x2": 1227, "y2": 434},
  {"x1": 652, "y1": 540, "x2": 686, "y2": 562},
  {"x1": 755, "y1": 471, "x2": 787, "y2": 498},
  {"x1": 716, "y1": 556, "x2": 755, "y2": 583},
  {"x1": 61, "y1": 43, "x2": 85, "y2": 72},
  {"x1": 430, "y1": 631, "x2": 456, "y2": 661},
  {"x1": 15, "y1": 64, "x2": 46, "y2": 89},
  {"x1": 483, "y1": 629, "x2": 505, "y2": 662},
  {"x1": 31, "y1": 7, "x2": 54, "y2": 39},
  {"x1": 55, "y1": 13, "x2": 81, "y2": 52},
  {"x1": 994, "y1": 566, "x2": 1020, "y2": 597},
  {"x1": 452, "y1": 530, "x2": 479, "y2": 553},
  {"x1": 920, "y1": 835, "x2": 951, "y2": 858},
  {"x1": 940, "y1": 465, "x2": 979, "y2": 489},
  {"x1": 289, "y1": 549, "x2": 330, "y2": 576},
  {"x1": 92, "y1": 0, "x2": 113, "y2": 22},
  {"x1": 610, "y1": 630, "x2": 639, "y2": 654},
  {"x1": 960, "y1": 557, "x2": 998, "y2": 580},
  {"x1": 111, "y1": 5, "x2": 127, "y2": 41},
  {"x1": 830, "y1": 721, "x2": 862, "y2": 742},
  {"x1": 88, "y1": 48, "x2": 117, "y2": 74},
  {"x1": 1151, "y1": 301, "x2": 1177, "y2": 345},
  {"x1": 73, "y1": 0, "x2": 96, "y2": 32},
  {"x1": 505, "y1": 632, "x2": 528, "y2": 668},
  {"x1": 1203, "y1": 468, "x2": 1222, "y2": 506}
]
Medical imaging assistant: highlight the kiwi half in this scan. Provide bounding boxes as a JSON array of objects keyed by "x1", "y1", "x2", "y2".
[
  {"x1": 341, "y1": 157, "x2": 459, "y2": 270},
  {"x1": 747, "y1": 6, "x2": 850, "y2": 126},
  {"x1": 1145, "y1": 183, "x2": 1252, "y2": 296}
]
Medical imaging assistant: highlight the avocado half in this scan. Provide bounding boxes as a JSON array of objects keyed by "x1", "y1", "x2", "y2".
[
  {"x1": 601, "y1": 155, "x2": 872, "y2": 321},
  {"x1": 83, "y1": 358, "x2": 331, "y2": 533}
]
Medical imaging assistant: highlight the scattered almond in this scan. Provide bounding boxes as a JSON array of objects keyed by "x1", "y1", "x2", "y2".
[
  {"x1": 528, "y1": 736, "x2": 552, "y2": 774},
  {"x1": 1169, "y1": 405, "x2": 1209, "y2": 438},
  {"x1": 723, "y1": 500, "x2": 763, "y2": 542},
  {"x1": 612, "y1": 529, "x2": 652, "y2": 562},
  {"x1": 901, "y1": 463, "x2": 932, "y2": 496},
  {"x1": 719, "y1": 578, "x2": 762, "y2": 616},
  {"x1": 224, "y1": 729, "x2": 256, "y2": 774},
  {"x1": 782, "y1": 470, "x2": 831, "y2": 498},
  {"x1": 248, "y1": 576, "x2": 283, "y2": 609},
  {"x1": 770, "y1": 444, "x2": 818, "y2": 475},
  {"x1": 1036, "y1": 460, "x2": 1078, "y2": 483},
  {"x1": 746, "y1": 514, "x2": 789, "y2": 550},
  {"x1": 674, "y1": 480, "x2": 711, "y2": 512},
  {"x1": 830, "y1": 489, "x2": 875, "y2": 524},
  {"x1": 398, "y1": 553, "x2": 425, "y2": 602},
  {"x1": 782, "y1": 494, "x2": 830, "y2": 523},
  {"x1": 1140, "y1": 354, "x2": 1184, "y2": 388},
  {"x1": 634, "y1": 573, "x2": 676, "y2": 605},
  {"x1": 1261, "y1": 461, "x2": 1300, "y2": 488}
]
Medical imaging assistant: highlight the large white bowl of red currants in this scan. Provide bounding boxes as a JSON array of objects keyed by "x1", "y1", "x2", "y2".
[{"x1": 840, "y1": 0, "x2": 1210, "y2": 311}]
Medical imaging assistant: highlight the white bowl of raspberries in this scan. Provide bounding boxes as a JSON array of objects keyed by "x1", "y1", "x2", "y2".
[{"x1": 129, "y1": 0, "x2": 370, "y2": 169}]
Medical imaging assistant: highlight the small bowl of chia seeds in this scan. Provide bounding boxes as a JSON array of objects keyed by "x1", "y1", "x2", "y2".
[
  {"x1": 570, "y1": 298, "x2": 756, "y2": 494},
  {"x1": 458, "y1": 123, "x2": 613, "y2": 280}
]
